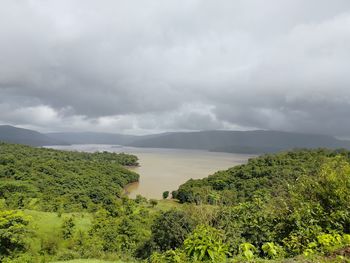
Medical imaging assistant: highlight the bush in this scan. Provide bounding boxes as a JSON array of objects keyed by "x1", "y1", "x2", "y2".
[
  {"x1": 40, "y1": 236, "x2": 60, "y2": 255},
  {"x1": 150, "y1": 199, "x2": 158, "y2": 207},
  {"x1": 162, "y1": 191, "x2": 169, "y2": 199},
  {"x1": 152, "y1": 210, "x2": 195, "y2": 252},
  {"x1": 0, "y1": 210, "x2": 31, "y2": 259},
  {"x1": 184, "y1": 225, "x2": 229, "y2": 262},
  {"x1": 61, "y1": 217, "x2": 75, "y2": 239},
  {"x1": 261, "y1": 242, "x2": 284, "y2": 259},
  {"x1": 150, "y1": 249, "x2": 188, "y2": 263},
  {"x1": 239, "y1": 242, "x2": 256, "y2": 261}
]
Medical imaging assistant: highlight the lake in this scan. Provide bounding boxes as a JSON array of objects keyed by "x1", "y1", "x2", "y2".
[{"x1": 48, "y1": 144, "x2": 254, "y2": 199}]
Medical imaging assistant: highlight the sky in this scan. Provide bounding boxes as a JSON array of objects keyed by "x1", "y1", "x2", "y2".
[{"x1": 1, "y1": 0, "x2": 350, "y2": 136}]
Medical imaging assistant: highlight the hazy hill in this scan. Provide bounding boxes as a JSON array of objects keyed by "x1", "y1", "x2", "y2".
[
  {"x1": 128, "y1": 130, "x2": 350, "y2": 153},
  {"x1": 3, "y1": 125, "x2": 350, "y2": 153},
  {"x1": 46, "y1": 132, "x2": 138, "y2": 145},
  {"x1": 0, "y1": 125, "x2": 67, "y2": 146}
]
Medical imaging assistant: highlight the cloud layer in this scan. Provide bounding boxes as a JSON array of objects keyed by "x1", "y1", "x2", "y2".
[{"x1": 1, "y1": 0, "x2": 350, "y2": 135}]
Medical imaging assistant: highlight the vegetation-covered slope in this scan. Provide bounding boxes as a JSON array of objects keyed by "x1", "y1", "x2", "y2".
[
  {"x1": 174, "y1": 148, "x2": 350, "y2": 204},
  {"x1": 1, "y1": 145, "x2": 350, "y2": 263},
  {"x1": 0, "y1": 143, "x2": 139, "y2": 212}
]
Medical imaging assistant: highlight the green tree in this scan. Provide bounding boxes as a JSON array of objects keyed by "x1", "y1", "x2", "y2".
[
  {"x1": 135, "y1": 194, "x2": 147, "y2": 204},
  {"x1": 0, "y1": 210, "x2": 30, "y2": 258},
  {"x1": 162, "y1": 191, "x2": 169, "y2": 199},
  {"x1": 152, "y1": 210, "x2": 195, "y2": 252},
  {"x1": 61, "y1": 217, "x2": 75, "y2": 239},
  {"x1": 171, "y1": 190, "x2": 178, "y2": 199}
]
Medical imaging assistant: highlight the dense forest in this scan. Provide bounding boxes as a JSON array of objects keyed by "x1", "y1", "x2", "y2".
[
  {"x1": 1, "y1": 143, "x2": 350, "y2": 262},
  {"x1": 175, "y1": 148, "x2": 350, "y2": 204},
  {"x1": 0, "y1": 143, "x2": 139, "y2": 212}
]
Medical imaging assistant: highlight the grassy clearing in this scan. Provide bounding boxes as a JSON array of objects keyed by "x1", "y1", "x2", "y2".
[
  {"x1": 18, "y1": 203, "x2": 176, "y2": 263},
  {"x1": 21, "y1": 200, "x2": 174, "y2": 238},
  {"x1": 23, "y1": 210, "x2": 93, "y2": 236},
  {"x1": 150, "y1": 199, "x2": 180, "y2": 211}
]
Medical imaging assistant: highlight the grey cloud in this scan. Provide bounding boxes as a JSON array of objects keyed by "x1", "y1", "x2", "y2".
[{"x1": 1, "y1": 0, "x2": 350, "y2": 135}]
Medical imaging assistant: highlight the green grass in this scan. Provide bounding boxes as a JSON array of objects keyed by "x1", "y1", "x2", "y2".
[
  {"x1": 22, "y1": 201, "x2": 177, "y2": 238},
  {"x1": 23, "y1": 210, "x2": 93, "y2": 236},
  {"x1": 19, "y1": 203, "x2": 174, "y2": 263},
  {"x1": 156, "y1": 199, "x2": 180, "y2": 210},
  {"x1": 20, "y1": 210, "x2": 94, "y2": 258}
]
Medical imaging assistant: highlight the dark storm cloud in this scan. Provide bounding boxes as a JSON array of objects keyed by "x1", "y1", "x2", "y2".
[{"x1": 1, "y1": 0, "x2": 350, "y2": 135}]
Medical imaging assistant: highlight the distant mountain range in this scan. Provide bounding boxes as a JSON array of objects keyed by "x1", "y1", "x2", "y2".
[
  {"x1": 128, "y1": 130, "x2": 350, "y2": 153},
  {"x1": 0, "y1": 125, "x2": 67, "y2": 146},
  {"x1": 47, "y1": 132, "x2": 138, "y2": 145},
  {"x1": 1, "y1": 125, "x2": 350, "y2": 154}
]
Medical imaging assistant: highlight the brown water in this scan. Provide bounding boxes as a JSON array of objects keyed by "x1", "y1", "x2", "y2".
[{"x1": 48, "y1": 144, "x2": 254, "y2": 199}]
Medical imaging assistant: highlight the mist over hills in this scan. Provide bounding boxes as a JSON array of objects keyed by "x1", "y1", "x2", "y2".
[
  {"x1": 128, "y1": 130, "x2": 350, "y2": 153},
  {"x1": 0, "y1": 125, "x2": 67, "y2": 146},
  {"x1": 47, "y1": 132, "x2": 138, "y2": 145},
  {"x1": 1, "y1": 125, "x2": 350, "y2": 154}
]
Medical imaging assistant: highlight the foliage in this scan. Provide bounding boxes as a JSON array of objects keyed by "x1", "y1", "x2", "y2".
[
  {"x1": 2, "y1": 143, "x2": 350, "y2": 262},
  {"x1": 239, "y1": 242, "x2": 256, "y2": 260},
  {"x1": 303, "y1": 233, "x2": 350, "y2": 257},
  {"x1": 176, "y1": 149, "x2": 345, "y2": 205},
  {"x1": 88, "y1": 203, "x2": 153, "y2": 258},
  {"x1": 277, "y1": 156, "x2": 350, "y2": 255},
  {"x1": 176, "y1": 148, "x2": 350, "y2": 260},
  {"x1": 184, "y1": 225, "x2": 229, "y2": 262},
  {"x1": 150, "y1": 199, "x2": 158, "y2": 207},
  {"x1": 0, "y1": 143, "x2": 139, "y2": 212},
  {"x1": 135, "y1": 195, "x2": 147, "y2": 204},
  {"x1": 0, "y1": 210, "x2": 31, "y2": 259},
  {"x1": 261, "y1": 242, "x2": 284, "y2": 259},
  {"x1": 162, "y1": 191, "x2": 169, "y2": 199},
  {"x1": 62, "y1": 217, "x2": 75, "y2": 239},
  {"x1": 151, "y1": 209, "x2": 195, "y2": 252},
  {"x1": 150, "y1": 249, "x2": 188, "y2": 263},
  {"x1": 215, "y1": 197, "x2": 276, "y2": 253}
]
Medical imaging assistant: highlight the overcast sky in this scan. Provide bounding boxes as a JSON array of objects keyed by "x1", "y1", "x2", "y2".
[{"x1": 1, "y1": 0, "x2": 350, "y2": 136}]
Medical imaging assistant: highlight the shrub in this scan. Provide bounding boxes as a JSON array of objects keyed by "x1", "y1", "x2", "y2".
[
  {"x1": 261, "y1": 242, "x2": 284, "y2": 259},
  {"x1": 162, "y1": 191, "x2": 169, "y2": 199},
  {"x1": 150, "y1": 249, "x2": 188, "y2": 263},
  {"x1": 184, "y1": 225, "x2": 229, "y2": 262},
  {"x1": 239, "y1": 242, "x2": 256, "y2": 261},
  {"x1": 150, "y1": 199, "x2": 158, "y2": 207},
  {"x1": 151, "y1": 209, "x2": 195, "y2": 252},
  {"x1": 61, "y1": 217, "x2": 75, "y2": 239},
  {"x1": 0, "y1": 210, "x2": 31, "y2": 259}
]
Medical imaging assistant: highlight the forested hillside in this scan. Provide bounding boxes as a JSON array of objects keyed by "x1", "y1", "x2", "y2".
[
  {"x1": 171, "y1": 149, "x2": 350, "y2": 261},
  {"x1": 0, "y1": 143, "x2": 139, "y2": 212},
  {"x1": 174, "y1": 148, "x2": 349, "y2": 204},
  {"x1": 1, "y1": 144, "x2": 350, "y2": 262}
]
